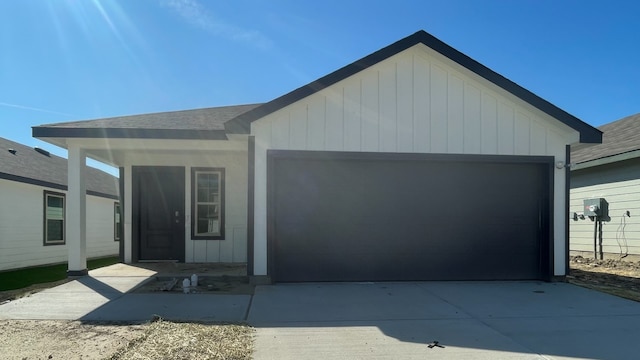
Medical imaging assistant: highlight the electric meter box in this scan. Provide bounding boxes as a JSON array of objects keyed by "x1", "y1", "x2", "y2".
[{"x1": 583, "y1": 198, "x2": 608, "y2": 217}]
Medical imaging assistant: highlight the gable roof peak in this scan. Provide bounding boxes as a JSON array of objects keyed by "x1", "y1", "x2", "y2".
[{"x1": 225, "y1": 29, "x2": 601, "y2": 144}]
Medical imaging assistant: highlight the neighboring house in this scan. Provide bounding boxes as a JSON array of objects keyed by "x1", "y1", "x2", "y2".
[
  {"x1": 0, "y1": 137, "x2": 119, "y2": 271},
  {"x1": 33, "y1": 30, "x2": 601, "y2": 281},
  {"x1": 570, "y1": 113, "x2": 640, "y2": 260}
]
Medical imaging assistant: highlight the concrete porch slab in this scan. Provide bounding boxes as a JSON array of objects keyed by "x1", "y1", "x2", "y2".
[{"x1": 0, "y1": 263, "x2": 251, "y2": 322}]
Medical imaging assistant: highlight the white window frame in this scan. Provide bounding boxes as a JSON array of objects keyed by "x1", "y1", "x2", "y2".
[
  {"x1": 191, "y1": 168, "x2": 225, "y2": 240},
  {"x1": 114, "y1": 202, "x2": 121, "y2": 241},
  {"x1": 43, "y1": 190, "x2": 65, "y2": 246}
]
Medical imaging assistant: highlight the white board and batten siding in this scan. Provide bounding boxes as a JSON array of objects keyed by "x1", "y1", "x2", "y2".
[
  {"x1": 570, "y1": 163, "x2": 640, "y2": 257},
  {"x1": 252, "y1": 44, "x2": 581, "y2": 276},
  {"x1": 0, "y1": 178, "x2": 118, "y2": 271},
  {"x1": 122, "y1": 149, "x2": 248, "y2": 264}
]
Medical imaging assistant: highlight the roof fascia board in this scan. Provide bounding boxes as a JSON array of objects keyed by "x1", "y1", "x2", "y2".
[
  {"x1": 50, "y1": 137, "x2": 249, "y2": 168},
  {"x1": 86, "y1": 190, "x2": 119, "y2": 200},
  {"x1": 225, "y1": 30, "x2": 601, "y2": 144},
  {"x1": 0, "y1": 172, "x2": 66, "y2": 191},
  {"x1": 35, "y1": 137, "x2": 68, "y2": 150},
  {"x1": 0, "y1": 173, "x2": 118, "y2": 200},
  {"x1": 410, "y1": 44, "x2": 582, "y2": 143},
  {"x1": 421, "y1": 34, "x2": 601, "y2": 144},
  {"x1": 32, "y1": 127, "x2": 228, "y2": 141},
  {"x1": 571, "y1": 149, "x2": 640, "y2": 171},
  {"x1": 64, "y1": 137, "x2": 247, "y2": 151},
  {"x1": 224, "y1": 33, "x2": 421, "y2": 134}
]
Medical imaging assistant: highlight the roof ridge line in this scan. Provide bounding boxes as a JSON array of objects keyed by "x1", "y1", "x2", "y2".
[{"x1": 224, "y1": 29, "x2": 601, "y2": 144}]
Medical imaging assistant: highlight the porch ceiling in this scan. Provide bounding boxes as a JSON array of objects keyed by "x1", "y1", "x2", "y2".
[{"x1": 38, "y1": 136, "x2": 249, "y2": 167}]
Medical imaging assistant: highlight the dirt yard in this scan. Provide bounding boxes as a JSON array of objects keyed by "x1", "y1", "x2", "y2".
[
  {"x1": 567, "y1": 255, "x2": 640, "y2": 302},
  {"x1": 133, "y1": 275, "x2": 254, "y2": 295},
  {"x1": 0, "y1": 320, "x2": 146, "y2": 359},
  {"x1": 0, "y1": 319, "x2": 253, "y2": 360},
  {"x1": 2, "y1": 257, "x2": 640, "y2": 359}
]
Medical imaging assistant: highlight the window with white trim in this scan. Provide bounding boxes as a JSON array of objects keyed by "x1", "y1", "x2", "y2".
[
  {"x1": 191, "y1": 168, "x2": 225, "y2": 240},
  {"x1": 43, "y1": 191, "x2": 65, "y2": 245},
  {"x1": 114, "y1": 202, "x2": 121, "y2": 241}
]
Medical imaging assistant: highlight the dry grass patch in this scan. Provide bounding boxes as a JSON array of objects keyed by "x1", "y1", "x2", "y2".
[{"x1": 108, "y1": 320, "x2": 254, "y2": 360}]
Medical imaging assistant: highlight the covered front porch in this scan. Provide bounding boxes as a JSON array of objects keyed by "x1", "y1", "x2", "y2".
[{"x1": 33, "y1": 105, "x2": 258, "y2": 277}]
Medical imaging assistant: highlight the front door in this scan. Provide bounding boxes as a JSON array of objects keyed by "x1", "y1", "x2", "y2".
[{"x1": 133, "y1": 166, "x2": 185, "y2": 262}]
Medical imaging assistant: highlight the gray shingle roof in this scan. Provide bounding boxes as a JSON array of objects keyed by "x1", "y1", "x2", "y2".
[
  {"x1": 36, "y1": 103, "x2": 261, "y2": 130},
  {"x1": 0, "y1": 137, "x2": 118, "y2": 198},
  {"x1": 34, "y1": 31, "x2": 601, "y2": 145},
  {"x1": 571, "y1": 113, "x2": 640, "y2": 164}
]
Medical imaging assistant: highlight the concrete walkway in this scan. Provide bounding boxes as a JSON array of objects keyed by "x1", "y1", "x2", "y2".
[
  {"x1": 248, "y1": 281, "x2": 640, "y2": 360},
  {"x1": 0, "y1": 264, "x2": 250, "y2": 322}
]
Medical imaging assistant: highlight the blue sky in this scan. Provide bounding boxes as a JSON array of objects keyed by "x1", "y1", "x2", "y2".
[{"x1": 1, "y1": 0, "x2": 639, "y2": 175}]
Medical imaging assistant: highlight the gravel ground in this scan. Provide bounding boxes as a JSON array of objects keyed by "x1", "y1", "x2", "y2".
[
  {"x1": 108, "y1": 321, "x2": 253, "y2": 360},
  {"x1": 0, "y1": 319, "x2": 253, "y2": 360},
  {"x1": 0, "y1": 320, "x2": 146, "y2": 360}
]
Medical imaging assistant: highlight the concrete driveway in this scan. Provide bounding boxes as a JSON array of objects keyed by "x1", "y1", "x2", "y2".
[
  {"x1": 248, "y1": 281, "x2": 640, "y2": 359},
  {"x1": 3, "y1": 266, "x2": 640, "y2": 359}
]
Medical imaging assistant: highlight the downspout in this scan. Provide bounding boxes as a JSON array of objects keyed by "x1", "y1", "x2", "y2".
[{"x1": 565, "y1": 145, "x2": 571, "y2": 276}]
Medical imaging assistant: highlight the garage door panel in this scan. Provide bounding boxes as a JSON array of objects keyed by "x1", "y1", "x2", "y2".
[{"x1": 269, "y1": 152, "x2": 550, "y2": 282}]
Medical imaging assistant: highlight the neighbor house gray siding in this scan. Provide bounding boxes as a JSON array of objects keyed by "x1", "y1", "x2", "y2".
[{"x1": 570, "y1": 158, "x2": 640, "y2": 257}]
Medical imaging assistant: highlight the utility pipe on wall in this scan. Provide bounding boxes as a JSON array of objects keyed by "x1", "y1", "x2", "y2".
[
  {"x1": 593, "y1": 217, "x2": 604, "y2": 260},
  {"x1": 593, "y1": 218, "x2": 598, "y2": 260}
]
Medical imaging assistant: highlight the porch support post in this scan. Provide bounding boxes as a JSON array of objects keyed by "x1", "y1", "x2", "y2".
[
  {"x1": 123, "y1": 165, "x2": 133, "y2": 263},
  {"x1": 67, "y1": 144, "x2": 88, "y2": 276}
]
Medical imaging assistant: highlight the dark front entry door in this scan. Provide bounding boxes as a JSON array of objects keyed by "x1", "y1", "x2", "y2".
[{"x1": 133, "y1": 166, "x2": 185, "y2": 262}]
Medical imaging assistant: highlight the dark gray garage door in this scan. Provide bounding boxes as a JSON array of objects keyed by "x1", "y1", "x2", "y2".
[{"x1": 268, "y1": 151, "x2": 552, "y2": 282}]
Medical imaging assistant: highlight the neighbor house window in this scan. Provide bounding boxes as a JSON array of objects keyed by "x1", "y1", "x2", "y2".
[
  {"x1": 43, "y1": 191, "x2": 65, "y2": 245},
  {"x1": 191, "y1": 168, "x2": 225, "y2": 240},
  {"x1": 114, "y1": 202, "x2": 121, "y2": 241}
]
